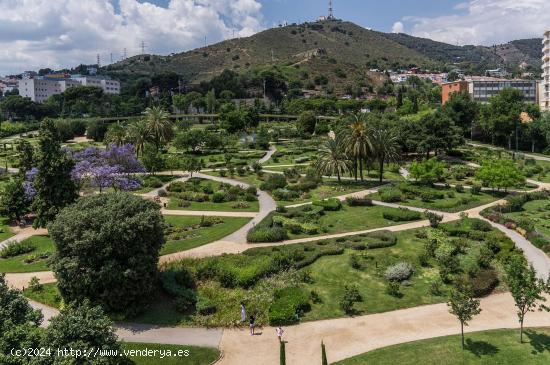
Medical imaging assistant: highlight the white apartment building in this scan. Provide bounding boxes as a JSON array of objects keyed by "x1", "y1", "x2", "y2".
[
  {"x1": 18, "y1": 75, "x2": 120, "y2": 103},
  {"x1": 542, "y1": 30, "x2": 550, "y2": 111}
]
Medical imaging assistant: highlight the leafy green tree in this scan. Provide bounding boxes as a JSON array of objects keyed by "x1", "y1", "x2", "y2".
[
  {"x1": 16, "y1": 139, "x2": 34, "y2": 175},
  {"x1": 417, "y1": 110, "x2": 463, "y2": 157},
  {"x1": 86, "y1": 120, "x2": 108, "y2": 142},
  {"x1": 447, "y1": 282, "x2": 481, "y2": 349},
  {"x1": 442, "y1": 92, "x2": 479, "y2": 136},
  {"x1": 475, "y1": 159, "x2": 524, "y2": 192},
  {"x1": 141, "y1": 143, "x2": 165, "y2": 174},
  {"x1": 104, "y1": 123, "x2": 127, "y2": 146},
  {"x1": 0, "y1": 178, "x2": 29, "y2": 222},
  {"x1": 296, "y1": 111, "x2": 317, "y2": 135},
  {"x1": 0, "y1": 273, "x2": 42, "y2": 365},
  {"x1": 182, "y1": 157, "x2": 203, "y2": 177},
  {"x1": 504, "y1": 255, "x2": 547, "y2": 343},
  {"x1": 409, "y1": 158, "x2": 445, "y2": 185},
  {"x1": 127, "y1": 119, "x2": 150, "y2": 156},
  {"x1": 205, "y1": 89, "x2": 217, "y2": 115},
  {"x1": 39, "y1": 300, "x2": 131, "y2": 364},
  {"x1": 32, "y1": 119, "x2": 78, "y2": 228},
  {"x1": 315, "y1": 138, "x2": 349, "y2": 182},
  {"x1": 48, "y1": 193, "x2": 165, "y2": 316}
]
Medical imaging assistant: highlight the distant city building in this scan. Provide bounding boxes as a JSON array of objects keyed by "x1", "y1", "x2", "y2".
[
  {"x1": 442, "y1": 77, "x2": 539, "y2": 105},
  {"x1": 18, "y1": 75, "x2": 120, "y2": 103},
  {"x1": 542, "y1": 29, "x2": 550, "y2": 111},
  {"x1": 390, "y1": 72, "x2": 448, "y2": 85},
  {"x1": 485, "y1": 68, "x2": 508, "y2": 78}
]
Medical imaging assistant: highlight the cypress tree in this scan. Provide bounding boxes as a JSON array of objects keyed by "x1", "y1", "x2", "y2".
[
  {"x1": 322, "y1": 341, "x2": 328, "y2": 365},
  {"x1": 280, "y1": 340, "x2": 286, "y2": 365}
]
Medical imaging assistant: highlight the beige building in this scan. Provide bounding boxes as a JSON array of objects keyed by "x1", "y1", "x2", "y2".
[
  {"x1": 18, "y1": 75, "x2": 120, "y2": 103},
  {"x1": 542, "y1": 30, "x2": 550, "y2": 111}
]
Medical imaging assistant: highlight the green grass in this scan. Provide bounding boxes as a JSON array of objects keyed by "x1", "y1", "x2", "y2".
[
  {"x1": 23, "y1": 282, "x2": 63, "y2": 307},
  {"x1": 277, "y1": 180, "x2": 384, "y2": 206},
  {"x1": 162, "y1": 216, "x2": 251, "y2": 255},
  {"x1": 0, "y1": 236, "x2": 54, "y2": 273},
  {"x1": 122, "y1": 342, "x2": 219, "y2": 365},
  {"x1": 334, "y1": 328, "x2": 550, "y2": 365},
  {"x1": 133, "y1": 175, "x2": 179, "y2": 194},
  {"x1": 0, "y1": 216, "x2": 14, "y2": 242},
  {"x1": 368, "y1": 184, "x2": 504, "y2": 212},
  {"x1": 286, "y1": 205, "x2": 424, "y2": 239},
  {"x1": 504, "y1": 199, "x2": 550, "y2": 238},
  {"x1": 301, "y1": 229, "x2": 447, "y2": 321},
  {"x1": 167, "y1": 198, "x2": 259, "y2": 212}
]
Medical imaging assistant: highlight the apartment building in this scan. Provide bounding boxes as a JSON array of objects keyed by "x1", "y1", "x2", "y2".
[
  {"x1": 542, "y1": 29, "x2": 550, "y2": 111},
  {"x1": 442, "y1": 77, "x2": 539, "y2": 105},
  {"x1": 18, "y1": 75, "x2": 120, "y2": 103}
]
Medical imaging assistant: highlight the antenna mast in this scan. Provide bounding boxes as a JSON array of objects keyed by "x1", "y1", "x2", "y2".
[
  {"x1": 328, "y1": 0, "x2": 334, "y2": 19},
  {"x1": 96, "y1": 53, "x2": 101, "y2": 68}
]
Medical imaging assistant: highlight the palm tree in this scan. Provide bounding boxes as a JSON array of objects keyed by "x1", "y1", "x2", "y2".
[
  {"x1": 315, "y1": 137, "x2": 350, "y2": 182},
  {"x1": 143, "y1": 106, "x2": 173, "y2": 150},
  {"x1": 127, "y1": 119, "x2": 150, "y2": 156},
  {"x1": 338, "y1": 113, "x2": 371, "y2": 181},
  {"x1": 104, "y1": 123, "x2": 127, "y2": 146},
  {"x1": 369, "y1": 127, "x2": 400, "y2": 182}
]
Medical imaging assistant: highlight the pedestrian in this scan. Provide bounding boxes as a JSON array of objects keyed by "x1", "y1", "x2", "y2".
[
  {"x1": 249, "y1": 314, "x2": 256, "y2": 335},
  {"x1": 240, "y1": 302, "x2": 246, "y2": 322},
  {"x1": 276, "y1": 326, "x2": 284, "y2": 342}
]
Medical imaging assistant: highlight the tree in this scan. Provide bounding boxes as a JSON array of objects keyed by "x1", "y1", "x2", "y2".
[
  {"x1": 104, "y1": 123, "x2": 127, "y2": 146},
  {"x1": 409, "y1": 158, "x2": 445, "y2": 185},
  {"x1": 338, "y1": 113, "x2": 371, "y2": 181},
  {"x1": 141, "y1": 143, "x2": 165, "y2": 174},
  {"x1": 127, "y1": 119, "x2": 151, "y2": 156},
  {"x1": 369, "y1": 128, "x2": 400, "y2": 182},
  {"x1": 296, "y1": 111, "x2": 317, "y2": 135},
  {"x1": 417, "y1": 110, "x2": 463, "y2": 157},
  {"x1": 447, "y1": 282, "x2": 481, "y2": 349},
  {"x1": 143, "y1": 106, "x2": 173, "y2": 150},
  {"x1": 32, "y1": 119, "x2": 78, "y2": 228},
  {"x1": 0, "y1": 274, "x2": 42, "y2": 365},
  {"x1": 279, "y1": 340, "x2": 286, "y2": 365},
  {"x1": 315, "y1": 138, "x2": 349, "y2": 182},
  {"x1": 16, "y1": 139, "x2": 34, "y2": 175},
  {"x1": 504, "y1": 255, "x2": 547, "y2": 342},
  {"x1": 39, "y1": 300, "x2": 131, "y2": 364},
  {"x1": 182, "y1": 157, "x2": 203, "y2": 177},
  {"x1": 442, "y1": 92, "x2": 479, "y2": 137},
  {"x1": 475, "y1": 159, "x2": 525, "y2": 192},
  {"x1": 0, "y1": 177, "x2": 29, "y2": 222},
  {"x1": 321, "y1": 341, "x2": 328, "y2": 365},
  {"x1": 49, "y1": 193, "x2": 165, "y2": 315}
]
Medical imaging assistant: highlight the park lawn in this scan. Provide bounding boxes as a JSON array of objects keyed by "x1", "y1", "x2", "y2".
[
  {"x1": 301, "y1": 229, "x2": 447, "y2": 321},
  {"x1": 133, "y1": 175, "x2": 179, "y2": 194},
  {"x1": 0, "y1": 216, "x2": 14, "y2": 242},
  {"x1": 278, "y1": 180, "x2": 384, "y2": 206},
  {"x1": 334, "y1": 328, "x2": 550, "y2": 365},
  {"x1": 201, "y1": 170, "x2": 264, "y2": 187},
  {"x1": 122, "y1": 342, "x2": 219, "y2": 365},
  {"x1": 263, "y1": 141, "x2": 319, "y2": 166},
  {"x1": 167, "y1": 197, "x2": 259, "y2": 212},
  {"x1": 286, "y1": 205, "x2": 424, "y2": 240},
  {"x1": 504, "y1": 199, "x2": 550, "y2": 238},
  {"x1": 368, "y1": 184, "x2": 504, "y2": 212},
  {"x1": 23, "y1": 283, "x2": 63, "y2": 308},
  {"x1": 162, "y1": 216, "x2": 251, "y2": 255},
  {"x1": 0, "y1": 236, "x2": 54, "y2": 273}
]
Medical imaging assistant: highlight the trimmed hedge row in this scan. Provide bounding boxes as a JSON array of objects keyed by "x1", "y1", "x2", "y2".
[{"x1": 382, "y1": 208, "x2": 422, "y2": 222}]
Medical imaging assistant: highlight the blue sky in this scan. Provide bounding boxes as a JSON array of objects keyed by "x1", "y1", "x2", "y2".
[{"x1": 0, "y1": 0, "x2": 548, "y2": 75}]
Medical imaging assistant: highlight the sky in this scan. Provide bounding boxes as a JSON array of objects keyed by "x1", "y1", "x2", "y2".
[{"x1": 1, "y1": 0, "x2": 549, "y2": 75}]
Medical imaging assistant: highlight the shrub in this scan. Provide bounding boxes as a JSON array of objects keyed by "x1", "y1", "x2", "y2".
[
  {"x1": 313, "y1": 198, "x2": 342, "y2": 211},
  {"x1": 471, "y1": 184, "x2": 482, "y2": 195},
  {"x1": 0, "y1": 240, "x2": 34, "y2": 258},
  {"x1": 386, "y1": 280, "x2": 401, "y2": 297},
  {"x1": 379, "y1": 187, "x2": 402, "y2": 203},
  {"x1": 366, "y1": 230, "x2": 397, "y2": 249},
  {"x1": 349, "y1": 254, "x2": 362, "y2": 269},
  {"x1": 212, "y1": 191, "x2": 226, "y2": 203},
  {"x1": 268, "y1": 287, "x2": 311, "y2": 325},
  {"x1": 260, "y1": 174, "x2": 287, "y2": 191},
  {"x1": 144, "y1": 176, "x2": 163, "y2": 188},
  {"x1": 28, "y1": 276, "x2": 42, "y2": 292},
  {"x1": 247, "y1": 227, "x2": 289, "y2": 243},
  {"x1": 467, "y1": 268, "x2": 499, "y2": 297},
  {"x1": 196, "y1": 295, "x2": 217, "y2": 315},
  {"x1": 273, "y1": 188, "x2": 300, "y2": 201},
  {"x1": 340, "y1": 285, "x2": 361, "y2": 314},
  {"x1": 429, "y1": 279, "x2": 443, "y2": 296},
  {"x1": 455, "y1": 184, "x2": 464, "y2": 193},
  {"x1": 346, "y1": 197, "x2": 373, "y2": 206},
  {"x1": 157, "y1": 189, "x2": 167, "y2": 197},
  {"x1": 426, "y1": 211, "x2": 444, "y2": 228},
  {"x1": 384, "y1": 262, "x2": 414, "y2": 281},
  {"x1": 382, "y1": 208, "x2": 421, "y2": 222}
]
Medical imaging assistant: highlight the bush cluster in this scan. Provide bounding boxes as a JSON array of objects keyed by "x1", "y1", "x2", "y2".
[
  {"x1": 0, "y1": 241, "x2": 35, "y2": 258},
  {"x1": 268, "y1": 287, "x2": 311, "y2": 325},
  {"x1": 345, "y1": 197, "x2": 373, "y2": 206},
  {"x1": 313, "y1": 198, "x2": 342, "y2": 211},
  {"x1": 382, "y1": 208, "x2": 422, "y2": 222},
  {"x1": 385, "y1": 262, "x2": 414, "y2": 281}
]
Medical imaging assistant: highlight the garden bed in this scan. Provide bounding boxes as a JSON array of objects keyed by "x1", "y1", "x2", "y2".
[{"x1": 0, "y1": 235, "x2": 54, "y2": 273}]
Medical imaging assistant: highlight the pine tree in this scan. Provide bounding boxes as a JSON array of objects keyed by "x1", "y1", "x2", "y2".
[{"x1": 32, "y1": 118, "x2": 78, "y2": 228}]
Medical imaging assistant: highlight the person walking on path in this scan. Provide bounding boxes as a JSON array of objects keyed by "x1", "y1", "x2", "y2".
[
  {"x1": 249, "y1": 314, "x2": 256, "y2": 335},
  {"x1": 240, "y1": 303, "x2": 246, "y2": 322},
  {"x1": 276, "y1": 326, "x2": 284, "y2": 342}
]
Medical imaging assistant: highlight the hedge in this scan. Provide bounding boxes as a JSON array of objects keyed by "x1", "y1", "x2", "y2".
[
  {"x1": 313, "y1": 198, "x2": 342, "y2": 211},
  {"x1": 268, "y1": 287, "x2": 311, "y2": 325},
  {"x1": 345, "y1": 197, "x2": 373, "y2": 206},
  {"x1": 382, "y1": 208, "x2": 422, "y2": 222}
]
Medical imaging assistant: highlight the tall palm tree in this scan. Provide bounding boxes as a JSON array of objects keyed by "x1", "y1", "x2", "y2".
[
  {"x1": 143, "y1": 106, "x2": 173, "y2": 150},
  {"x1": 127, "y1": 119, "x2": 150, "y2": 156},
  {"x1": 369, "y1": 127, "x2": 400, "y2": 182},
  {"x1": 338, "y1": 113, "x2": 371, "y2": 181},
  {"x1": 104, "y1": 123, "x2": 127, "y2": 146},
  {"x1": 315, "y1": 137, "x2": 350, "y2": 182}
]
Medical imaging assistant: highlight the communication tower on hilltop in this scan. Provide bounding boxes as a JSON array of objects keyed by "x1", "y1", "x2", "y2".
[{"x1": 328, "y1": 0, "x2": 334, "y2": 19}]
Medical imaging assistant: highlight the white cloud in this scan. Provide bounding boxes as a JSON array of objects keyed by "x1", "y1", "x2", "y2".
[
  {"x1": 391, "y1": 21, "x2": 404, "y2": 34},
  {"x1": 405, "y1": 0, "x2": 550, "y2": 45},
  {"x1": 0, "y1": 0, "x2": 264, "y2": 75}
]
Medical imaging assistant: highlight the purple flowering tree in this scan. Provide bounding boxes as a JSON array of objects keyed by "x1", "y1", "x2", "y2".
[{"x1": 71, "y1": 144, "x2": 145, "y2": 192}]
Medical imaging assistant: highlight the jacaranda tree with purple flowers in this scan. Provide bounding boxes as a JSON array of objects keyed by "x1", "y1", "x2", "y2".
[{"x1": 71, "y1": 144, "x2": 145, "y2": 192}]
